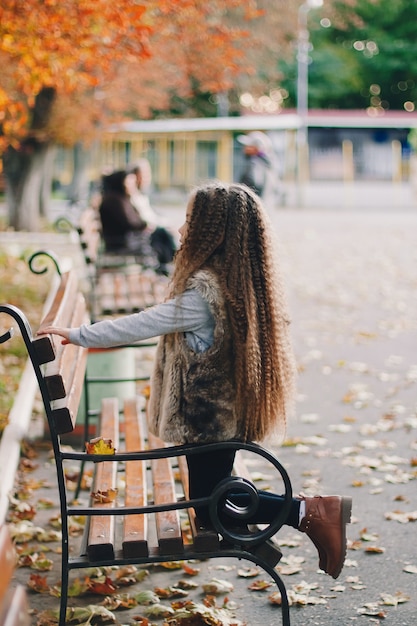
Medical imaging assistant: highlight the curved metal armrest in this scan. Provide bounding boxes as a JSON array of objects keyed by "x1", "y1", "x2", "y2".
[
  {"x1": 53, "y1": 216, "x2": 76, "y2": 234},
  {"x1": 0, "y1": 327, "x2": 14, "y2": 344},
  {"x1": 27, "y1": 250, "x2": 62, "y2": 276}
]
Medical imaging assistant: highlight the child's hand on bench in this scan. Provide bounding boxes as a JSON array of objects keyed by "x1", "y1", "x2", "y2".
[{"x1": 37, "y1": 326, "x2": 71, "y2": 344}]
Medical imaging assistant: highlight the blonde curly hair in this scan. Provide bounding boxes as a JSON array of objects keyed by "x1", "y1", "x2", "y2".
[{"x1": 170, "y1": 182, "x2": 296, "y2": 442}]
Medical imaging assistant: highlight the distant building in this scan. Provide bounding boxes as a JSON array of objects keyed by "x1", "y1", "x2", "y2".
[
  {"x1": 305, "y1": 109, "x2": 417, "y2": 181},
  {"x1": 53, "y1": 109, "x2": 417, "y2": 200}
]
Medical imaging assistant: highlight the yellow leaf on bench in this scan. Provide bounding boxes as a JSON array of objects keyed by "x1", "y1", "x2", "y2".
[{"x1": 86, "y1": 437, "x2": 116, "y2": 455}]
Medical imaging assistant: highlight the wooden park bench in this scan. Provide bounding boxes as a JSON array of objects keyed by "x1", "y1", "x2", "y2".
[
  {"x1": 0, "y1": 253, "x2": 293, "y2": 626},
  {"x1": 0, "y1": 525, "x2": 30, "y2": 626},
  {"x1": 54, "y1": 207, "x2": 169, "y2": 321}
]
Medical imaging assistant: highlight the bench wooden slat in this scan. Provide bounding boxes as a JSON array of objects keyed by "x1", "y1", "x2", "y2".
[
  {"x1": 50, "y1": 337, "x2": 88, "y2": 434},
  {"x1": 140, "y1": 271, "x2": 168, "y2": 308},
  {"x1": 95, "y1": 273, "x2": 113, "y2": 314},
  {"x1": 96, "y1": 273, "x2": 125, "y2": 316},
  {"x1": 1, "y1": 585, "x2": 30, "y2": 626},
  {"x1": 23, "y1": 268, "x2": 83, "y2": 430},
  {"x1": 32, "y1": 271, "x2": 80, "y2": 363},
  {"x1": 0, "y1": 526, "x2": 17, "y2": 603},
  {"x1": 126, "y1": 271, "x2": 146, "y2": 312},
  {"x1": 95, "y1": 267, "x2": 170, "y2": 317},
  {"x1": 148, "y1": 431, "x2": 183, "y2": 555},
  {"x1": 37, "y1": 271, "x2": 80, "y2": 329},
  {"x1": 151, "y1": 273, "x2": 169, "y2": 304},
  {"x1": 87, "y1": 397, "x2": 120, "y2": 561},
  {"x1": 122, "y1": 398, "x2": 149, "y2": 558},
  {"x1": 44, "y1": 293, "x2": 88, "y2": 400},
  {"x1": 113, "y1": 274, "x2": 130, "y2": 313},
  {"x1": 0, "y1": 526, "x2": 30, "y2": 626}
]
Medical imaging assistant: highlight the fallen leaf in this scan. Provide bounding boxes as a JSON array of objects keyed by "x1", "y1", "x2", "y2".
[
  {"x1": 134, "y1": 590, "x2": 160, "y2": 605},
  {"x1": 29, "y1": 553, "x2": 54, "y2": 571},
  {"x1": 86, "y1": 437, "x2": 116, "y2": 455},
  {"x1": 154, "y1": 586, "x2": 188, "y2": 599},
  {"x1": 90, "y1": 489, "x2": 118, "y2": 504},
  {"x1": 357, "y1": 603, "x2": 387, "y2": 617},
  {"x1": 144, "y1": 603, "x2": 175, "y2": 618},
  {"x1": 159, "y1": 561, "x2": 184, "y2": 570},
  {"x1": 37, "y1": 498, "x2": 55, "y2": 509},
  {"x1": 174, "y1": 579, "x2": 199, "y2": 590},
  {"x1": 385, "y1": 510, "x2": 417, "y2": 523},
  {"x1": 380, "y1": 591, "x2": 410, "y2": 606},
  {"x1": 182, "y1": 562, "x2": 200, "y2": 576},
  {"x1": 202, "y1": 579, "x2": 234, "y2": 595},
  {"x1": 365, "y1": 546, "x2": 385, "y2": 554},
  {"x1": 27, "y1": 573, "x2": 50, "y2": 594},
  {"x1": 100, "y1": 593, "x2": 138, "y2": 610},
  {"x1": 360, "y1": 529, "x2": 379, "y2": 542},
  {"x1": 248, "y1": 580, "x2": 272, "y2": 591},
  {"x1": 165, "y1": 597, "x2": 243, "y2": 625},
  {"x1": 237, "y1": 567, "x2": 260, "y2": 578},
  {"x1": 86, "y1": 576, "x2": 117, "y2": 595},
  {"x1": 8, "y1": 501, "x2": 37, "y2": 522}
]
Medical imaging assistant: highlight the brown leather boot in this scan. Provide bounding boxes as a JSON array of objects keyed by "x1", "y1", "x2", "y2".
[{"x1": 298, "y1": 495, "x2": 352, "y2": 579}]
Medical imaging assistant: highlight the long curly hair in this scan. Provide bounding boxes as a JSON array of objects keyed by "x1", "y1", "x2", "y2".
[{"x1": 170, "y1": 182, "x2": 296, "y2": 442}]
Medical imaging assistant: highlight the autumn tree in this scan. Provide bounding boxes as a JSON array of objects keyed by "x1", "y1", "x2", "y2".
[
  {"x1": 0, "y1": 0, "x2": 264, "y2": 230},
  {"x1": 151, "y1": 0, "x2": 300, "y2": 118}
]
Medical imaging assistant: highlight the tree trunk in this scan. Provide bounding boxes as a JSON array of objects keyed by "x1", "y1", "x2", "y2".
[
  {"x1": 67, "y1": 142, "x2": 91, "y2": 207},
  {"x1": 2, "y1": 86, "x2": 57, "y2": 231},
  {"x1": 3, "y1": 142, "x2": 55, "y2": 231},
  {"x1": 40, "y1": 145, "x2": 56, "y2": 218}
]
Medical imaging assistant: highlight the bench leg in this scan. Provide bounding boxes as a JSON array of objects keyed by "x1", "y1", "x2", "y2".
[
  {"x1": 239, "y1": 550, "x2": 290, "y2": 626},
  {"x1": 210, "y1": 548, "x2": 291, "y2": 626},
  {"x1": 59, "y1": 516, "x2": 70, "y2": 626},
  {"x1": 59, "y1": 560, "x2": 69, "y2": 626},
  {"x1": 268, "y1": 567, "x2": 291, "y2": 626}
]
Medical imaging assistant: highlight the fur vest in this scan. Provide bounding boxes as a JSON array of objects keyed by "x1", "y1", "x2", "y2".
[{"x1": 148, "y1": 269, "x2": 240, "y2": 444}]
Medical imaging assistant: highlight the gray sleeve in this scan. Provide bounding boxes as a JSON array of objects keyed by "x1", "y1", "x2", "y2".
[{"x1": 69, "y1": 289, "x2": 213, "y2": 348}]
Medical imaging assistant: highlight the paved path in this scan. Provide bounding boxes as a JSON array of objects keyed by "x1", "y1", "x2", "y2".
[
  {"x1": 5, "y1": 192, "x2": 417, "y2": 625},
  {"x1": 268, "y1": 207, "x2": 417, "y2": 625}
]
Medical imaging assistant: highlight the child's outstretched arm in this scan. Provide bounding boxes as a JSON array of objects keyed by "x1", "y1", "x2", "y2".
[
  {"x1": 37, "y1": 327, "x2": 72, "y2": 345},
  {"x1": 36, "y1": 291, "x2": 212, "y2": 350}
]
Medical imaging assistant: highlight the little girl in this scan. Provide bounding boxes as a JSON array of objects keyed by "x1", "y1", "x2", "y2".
[{"x1": 39, "y1": 182, "x2": 351, "y2": 579}]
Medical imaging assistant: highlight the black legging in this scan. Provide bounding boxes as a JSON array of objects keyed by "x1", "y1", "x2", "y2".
[{"x1": 186, "y1": 447, "x2": 300, "y2": 529}]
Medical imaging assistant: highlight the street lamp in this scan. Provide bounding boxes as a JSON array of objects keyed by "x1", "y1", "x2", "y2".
[{"x1": 296, "y1": 0, "x2": 323, "y2": 204}]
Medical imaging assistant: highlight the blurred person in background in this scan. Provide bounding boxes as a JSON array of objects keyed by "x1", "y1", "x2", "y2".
[
  {"x1": 237, "y1": 131, "x2": 285, "y2": 208},
  {"x1": 128, "y1": 159, "x2": 177, "y2": 274},
  {"x1": 99, "y1": 168, "x2": 176, "y2": 275}
]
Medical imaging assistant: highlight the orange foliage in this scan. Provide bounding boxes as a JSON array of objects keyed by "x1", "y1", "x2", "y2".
[{"x1": 0, "y1": 0, "x2": 262, "y2": 149}]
